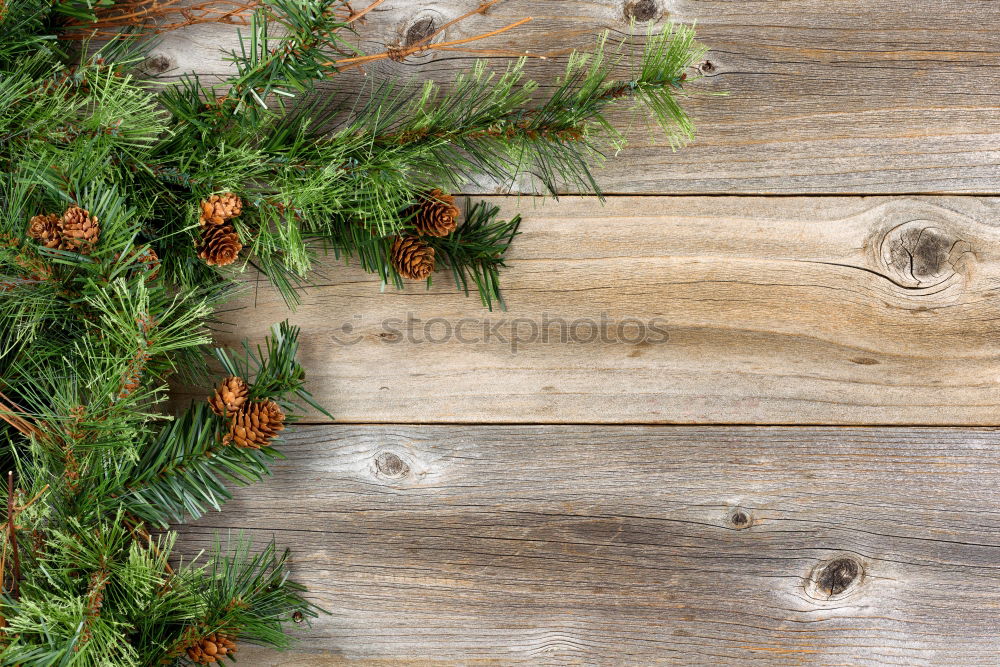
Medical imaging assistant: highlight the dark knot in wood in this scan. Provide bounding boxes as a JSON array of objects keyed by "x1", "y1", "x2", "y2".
[
  {"x1": 624, "y1": 0, "x2": 660, "y2": 22},
  {"x1": 405, "y1": 17, "x2": 437, "y2": 47},
  {"x1": 728, "y1": 507, "x2": 752, "y2": 529},
  {"x1": 879, "y1": 220, "x2": 974, "y2": 289},
  {"x1": 809, "y1": 556, "x2": 864, "y2": 599},
  {"x1": 144, "y1": 54, "x2": 172, "y2": 74},
  {"x1": 375, "y1": 451, "x2": 409, "y2": 479}
]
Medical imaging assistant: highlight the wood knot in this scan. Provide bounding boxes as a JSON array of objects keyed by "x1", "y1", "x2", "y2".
[
  {"x1": 405, "y1": 16, "x2": 437, "y2": 46},
  {"x1": 698, "y1": 60, "x2": 717, "y2": 74},
  {"x1": 727, "y1": 507, "x2": 753, "y2": 530},
  {"x1": 394, "y1": 9, "x2": 446, "y2": 61},
  {"x1": 623, "y1": 0, "x2": 661, "y2": 22},
  {"x1": 806, "y1": 556, "x2": 864, "y2": 600},
  {"x1": 374, "y1": 451, "x2": 409, "y2": 479},
  {"x1": 878, "y1": 220, "x2": 974, "y2": 289},
  {"x1": 143, "y1": 54, "x2": 172, "y2": 74}
]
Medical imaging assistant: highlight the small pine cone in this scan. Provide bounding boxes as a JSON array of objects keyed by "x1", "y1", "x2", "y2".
[
  {"x1": 196, "y1": 223, "x2": 242, "y2": 267},
  {"x1": 208, "y1": 376, "x2": 249, "y2": 417},
  {"x1": 187, "y1": 632, "x2": 239, "y2": 664},
  {"x1": 28, "y1": 213, "x2": 61, "y2": 248},
  {"x1": 390, "y1": 236, "x2": 434, "y2": 280},
  {"x1": 200, "y1": 193, "x2": 243, "y2": 225},
  {"x1": 224, "y1": 399, "x2": 285, "y2": 449},
  {"x1": 411, "y1": 189, "x2": 460, "y2": 237},
  {"x1": 135, "y1": 246, "x2": 160, "y2": 280},
  {"x1": 59, "y1": 207, "x2": 100, "y2": 253}
]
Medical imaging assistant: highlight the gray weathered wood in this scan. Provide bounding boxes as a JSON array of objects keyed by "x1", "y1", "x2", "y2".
[
  {"x1": 145, "y1": 0, "x2": 1000, "y2": 194},
  {"x1": 186, "y1": 195, "x2": 1000, "y2": 425},
  {"x1": 178, "y1": 424, "x2": 1000, "y2": 664}
]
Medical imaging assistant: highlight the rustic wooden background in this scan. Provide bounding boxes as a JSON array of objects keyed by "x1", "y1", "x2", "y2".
[{"x1": 164, "y1": 0, "x2": 1000, "y2": 663}]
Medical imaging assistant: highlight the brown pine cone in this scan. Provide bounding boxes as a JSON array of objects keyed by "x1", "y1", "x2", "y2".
[
  {"x1": 59, "y1": 206, "x2": 100, "y2": 253},
  {"x1": 186, "y1": 632, "x2": 239, "y2": 664},
  {"x1": 411, "y1": 189, "x2": 460, "y2": 237},
  {"x1": 223, "y1": 399, "x2": 285, "y2": 449},
  {"x1": 200, "y1": 193, "x2": 243, "y2": 225},
  {"x1": 27, "y1": 213, "x2": 61, "y2": 248},
  {"x1": 390, "y1": 236, "x2": 434, "y2": 280},
  {"x1": 135, "y1": 247, "x2": 160, "y2": 280},
  {"x1": 208, "y1": 376, "x2": 249, "y2": 417},
  {"x1": 196, "y1": 223, "x2": 242, "y2": 267}
]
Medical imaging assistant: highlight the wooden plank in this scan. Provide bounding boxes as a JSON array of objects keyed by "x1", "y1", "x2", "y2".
[
  {"x1": 195, "y1": 195, "x2": 1000, "y2": 425},
  {"x1": 177, "y1": 424, "x2": 1000, "y2": 664},
  {"x1": 145, "y1": 0, "x2": 1000, "y2": 194}
]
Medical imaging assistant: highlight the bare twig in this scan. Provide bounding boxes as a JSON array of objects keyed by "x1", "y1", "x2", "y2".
[
  {"x1": 0, "y1": 390, "x2": 40, "y2": 439},
  {"x1": 62, "y1": 0, "x2": 260, "y2": 39},
  {"x1": 0, "y1": 477, "x2": 47, "y2": 600},
  {"x1": 6, "y1": 473, "x2": 19, "y2": 599},
  {"x1": 345, "y1": 0, "x2": 385, "y2": 24},
  {"x1": 334, "y1": 5, "x2": 533, "y2": 72}
]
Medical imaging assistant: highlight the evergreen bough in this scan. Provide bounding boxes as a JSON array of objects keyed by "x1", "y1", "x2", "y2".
[{"x1": 0, "y1": 0, "x2": 707, "y2": 662}]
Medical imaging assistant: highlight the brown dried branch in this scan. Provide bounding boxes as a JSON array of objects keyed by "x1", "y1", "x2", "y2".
[
  {"x1": 333, "y1": 0, "x2": 536, "y2": 72},
  {"x1": 0, "y1": 474, "x2": 45, "y2": 600},
  {"x1": 62, "y1": 0, "x2": 261, "y2": 39},
  {"x1": 0, "y1": 390, "x2": 40, "y2": 440},
  {"x1": 63, "y1": 0, "x2": 381, "y2": 40},
  {"x1": 345, "y1": 0, "x2": 384, "y2": 24},
  {"x1": 5, "y1": 473, "x2": 16, "y2": 600}
]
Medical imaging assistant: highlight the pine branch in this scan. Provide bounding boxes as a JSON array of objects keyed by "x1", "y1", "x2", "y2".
[
  {"x1": 424, "y1": 201, "x2": 521, "y2": 311},
  {"x1": 215, "y1": 320, "x2": 329, "y2": 417},
  {"x1": 120, "y1": 401, "x2": 283, "y2": 528}
]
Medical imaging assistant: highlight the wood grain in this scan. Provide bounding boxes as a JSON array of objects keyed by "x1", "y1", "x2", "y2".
[
  {"x1": 145, "y1": 0, "x2": 1000, "y2": 194},
  {"x1": 194, "y1": 195, "x2": 1000, "y2": 425},
  {"x1": 177, "y1": 424, "x2": 1000, "y2": 664}
]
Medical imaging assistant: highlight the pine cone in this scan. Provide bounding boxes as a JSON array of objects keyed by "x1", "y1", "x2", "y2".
[
  {"x1": 411, "y1": 189, "x2": 460, "y2": 237},
  {"x1": 208, "y1": 376, "x2": 249, "y2": 417},
  {"x1": 390, "y1": 236, "x2": 434, "y2": 280},
  {"x1": 224, "y1": 399, "x2": 285, "y2": 449},
  {"x1": 59, "y1": 206, "x2": 100, "y2": 253},
  {"x1": 27, "y1": 213, "x2": 61, "y2": 248},
  {"x1": 186, "y1": 632, "x2": 238, "y2": 664},
  {"x1": 135, "y1": 246, "x2": 160, "y2": 280},
  {"x1": 196, "y1": 224, "x2": 242, "y2": 267},
  {"x1": 200, "y1": 193, "x2": 243, "y2": 225}
]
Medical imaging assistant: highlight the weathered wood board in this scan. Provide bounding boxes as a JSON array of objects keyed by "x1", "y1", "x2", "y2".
[
  {"x1": 161, "y1": 0, "x2": 1000, "y2": 662},
  {"x1": 178, "y1": 425, "x2": 1000, "y2": 664},
  {"x1": 199, "y1": 195, "x2": 1000, "y2": 425},
  {"x1": 147, "y1": 0, "x2": 1000, "y2": 194}
]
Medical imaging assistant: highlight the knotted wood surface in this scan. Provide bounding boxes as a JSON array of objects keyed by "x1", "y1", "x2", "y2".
[{"x1": 162, "y1": 0, "x2": 1000, "y2": 663}]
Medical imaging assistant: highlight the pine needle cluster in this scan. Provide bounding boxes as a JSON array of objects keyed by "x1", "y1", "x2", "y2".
[{"x1": 0, "y1": 0, "x2": 706, "y2": 662}]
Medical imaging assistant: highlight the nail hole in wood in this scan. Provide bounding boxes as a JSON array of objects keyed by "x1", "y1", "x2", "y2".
[
  {"x1": 623, "y1": 0, "x2": 660, "y2": 22},
  {"x1": 375, "y1": 451, "x2": 409, "y2": 479},
  {"x1": 810, "y1": 556, "x2": 864, "y2": 598}
]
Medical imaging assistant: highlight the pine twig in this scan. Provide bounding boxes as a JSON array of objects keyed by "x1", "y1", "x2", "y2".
[{"x1": 125, "y1": 519, "x2": 176, "y2": 576}]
